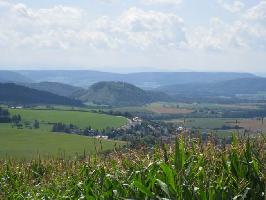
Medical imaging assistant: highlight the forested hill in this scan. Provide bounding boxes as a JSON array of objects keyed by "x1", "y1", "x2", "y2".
[
  {"x1": 157, "y1": 77, "x2": 266, "y2": 97},
  {"x1": 78, "y1": 81, "x2": 171, "y2": 106},
  {"x1": 21, "y1": 82, "x2": 86, "y2": 98},
  {"x1": 0, "y1": 83, "x2": 83, "y2": 106}
]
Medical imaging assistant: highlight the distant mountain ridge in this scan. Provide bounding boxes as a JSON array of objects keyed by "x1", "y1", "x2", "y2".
[
  {"x1": 0, "y1": 71, "x2": 31, "y2": 83},
  {"x1": 158, "y1": 77, "x2": 266, "y2": 97},
  {"x1": 1, "y1": 70, "x2": 263, "y2": 105},
  {"x1": 0, "y1": 83, "x2": 83, "y2": 106},
  {"x1": 15, "y1": 70, "x2": 256, "y2": 89},
  {"x1": 77, "y1": 81, "x2": 171, "y2": 106}
]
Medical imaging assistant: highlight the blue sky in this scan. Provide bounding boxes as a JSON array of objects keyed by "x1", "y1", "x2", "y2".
[{"x1": 0, "y1": 0, "x2": 265, "y2": 72}]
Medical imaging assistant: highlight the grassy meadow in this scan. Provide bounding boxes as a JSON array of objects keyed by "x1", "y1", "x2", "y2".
[
  {"x1": 0, "y1": 107, "x2": 128, "y2": 159},
  {"x1": 9, "y1": 108, "x2": 128, "y2": 131},
  {"x1": 0, "y1": 128, "x2": 125, "y2": 159}
]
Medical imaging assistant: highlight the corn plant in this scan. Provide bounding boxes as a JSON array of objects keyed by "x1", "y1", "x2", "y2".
[{"x1": 0, "y1": 135, "x2": 265, "y2": 199}]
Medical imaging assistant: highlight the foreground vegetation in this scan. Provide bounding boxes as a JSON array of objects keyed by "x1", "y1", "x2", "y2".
[{"x1": 0, "y1": 135, "x2": 264, "y2": 199}]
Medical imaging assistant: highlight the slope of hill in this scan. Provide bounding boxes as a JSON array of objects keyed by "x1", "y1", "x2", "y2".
[
  {"x1": 157, "y1": 77, "x2": 266, "y2": 97},
  {"x1": 78, "y1": 81, "x2": 171, "y2": 106},
  {"x1": 16, "y1": 70, "x2": 256, "y2": 89},
  {"x1": 21, "y1": 82, "x2": 86, "y2": 98},
  {"x1": 0, "y1": 71, "x2": 31, "y2": 83},
  {"x1": 0, "y1": 83, "x2": 83, "y2": 106}
]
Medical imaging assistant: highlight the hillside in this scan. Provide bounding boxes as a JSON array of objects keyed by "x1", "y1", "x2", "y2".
[
  {"x1": 21, "y1": 82, "x2": 86, "y2": 98},
  {"x1": 157, "y1": 77, "x2": 266, "y2": 97},
  {"x1": 16, "y1": 70, "x2": 256, "y2": 89},
  {"x1": 0, "y1": 71, "x2": 31, "y2": 83},
  {"x1": 78, "y1": 81, "x2": 171, "y2": 106},
  {"x1": 0, "y1": 83, "x2": 83, "y2": 106}
]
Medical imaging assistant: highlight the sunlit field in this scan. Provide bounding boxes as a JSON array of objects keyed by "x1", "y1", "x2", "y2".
[
  {"x1": 0, "y1": 128, "x2": 125, "y2": 159},
  {"x1": 9, "y1": 108, "x2": 128, "y2": 131}
]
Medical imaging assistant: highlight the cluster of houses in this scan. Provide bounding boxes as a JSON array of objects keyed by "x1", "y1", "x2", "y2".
[
  {"x1": 132, "y1": 117, "x2": 142, "y2": 123},
  {"x1": 9, "y1": 106, "x2": 23, "y2": 109},
  {"x1": 95, "y1": 135, "x2": 109, "y2": 140}
]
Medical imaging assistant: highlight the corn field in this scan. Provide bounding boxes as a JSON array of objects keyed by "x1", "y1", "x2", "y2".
[{"x1": 0, "y1": 135, "x2": 265, "y2": 200}]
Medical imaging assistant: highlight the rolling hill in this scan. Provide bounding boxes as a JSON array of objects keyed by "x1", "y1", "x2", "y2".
[
  {"x1": 21, "y1": 82, "x2": 86, "y2": 98},
  {"x1": 157, "y1": 77, "x2": 266, "y2": 97},
  {"x1": 0, "y1": 83, "x2": 83, "y2": 106},
  {"x1": 78, "y1": 81, "x2": 171, "y2": 106}
]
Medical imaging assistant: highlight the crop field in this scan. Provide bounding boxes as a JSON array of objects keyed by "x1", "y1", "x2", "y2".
[
  {"x1": 230, "y1": 118, "x2": 266, "y2": 133},
  {"x1": 9, "y1": 108, "x2": 128, "y2": 131},
  {"x1": 211, "y1": 130, "x2": 235, "y2": 137},
  {"x1": 147, "y1": 103, "x2": 194, "y2": 114},
  {"x1": 106, "y1": 102, "x2": 262, "y2": 117},
  {"x1": 31, "y1": 105, "x2": 92, "y2": 111},
  {"x1": 0, "y1": 128, "x2": 125, "y2": 159},
  {"x1": 168, "y1": 118, "x2": 237, "y2": 130},
  {"x1": 0, "y1": 136, "x2": 264, "y2": 199},
  {"x1": 106, "y1": 105, "x2": 152, "y2": 113},
  {"x1": 185, "y1": 118, "x2": 237, "y2": 129},
  {"x1": 168, "y1": 102, "x2": 260, "y2": 110}
]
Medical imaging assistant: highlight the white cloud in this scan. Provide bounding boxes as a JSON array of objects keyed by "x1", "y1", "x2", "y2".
[
  {"x1": 186, "y1": 16, "x2": 266, "y2": 51},
  {"x1": 2, "y1": 1, "x2": 265, "y2": 53},
  {"x1": 186, "y1": 17, "x2": 232, "y2": 51},
  {"x1": 0, "y1": 3, "x2": 185, "y2": 51},
  {"x1": 142, "y1": 0, "x2": 182, "y2": 6},
  {"x1": 97, "y1": 0, "x2": 183, "y2": 6},
  {"x1": 245, "y1": 1, "x2": 266, "y2": 20},
  {"x1": 0, "y1": 1, "x2": 265, "y2": 71},
  {"x1": 183, "y1": 1, "x2": 266, "y2": 52},
  {"x1": 0, "y1": 0, "x2": 10, "y2": 6},
  {"x1": 218, "y1": 0, "x2": 244, "y2": 13},
  {"x1": 113, "y1": 7, "x2": 185, "y2": 49},
  {"x1": 9, "y1": 3, "x2": 84, "y2": 27}
]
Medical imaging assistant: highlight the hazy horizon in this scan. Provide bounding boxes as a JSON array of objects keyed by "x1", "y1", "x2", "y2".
[{"x1": 1, "y1": 67, "x2": 266, "y2": 74}]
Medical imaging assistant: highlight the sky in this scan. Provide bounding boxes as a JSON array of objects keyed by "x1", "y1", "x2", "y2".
[{"x1": 0, "y1": 0, "x2": 265, "y2": 73}]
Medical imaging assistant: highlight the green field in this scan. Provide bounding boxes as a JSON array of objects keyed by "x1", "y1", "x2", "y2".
[
  {"x1": 168, "y1": 118, "x2": 237, "y2": 129},
  {"x1": 0, "y1": 128, "x2": 125, "y2": 159},
  {"x1": 9, "y1": 108, "x2": 128, "y2": 131},
  {"x1": 106, "y1": 102, "x2": 262, "y2": 116},
  {"x1": 185, "y1": 118, "x2": 235, "y2": 129}
]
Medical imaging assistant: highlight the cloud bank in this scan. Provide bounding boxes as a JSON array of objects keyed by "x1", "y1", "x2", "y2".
[{"x1": 0, "y1": 0, "x2": 265, "y2": 72}]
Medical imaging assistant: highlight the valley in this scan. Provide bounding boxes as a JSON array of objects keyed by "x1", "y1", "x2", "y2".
[{"x1": 0, "y1": 70, "x2": 265, "y2": 199}]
